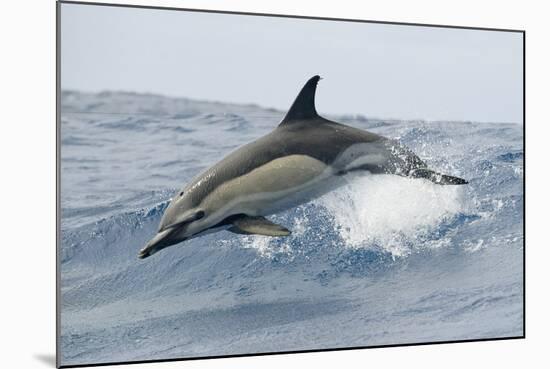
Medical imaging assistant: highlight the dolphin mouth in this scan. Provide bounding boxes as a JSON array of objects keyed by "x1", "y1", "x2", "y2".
[
  {"x1": 138, "y1": 245, "x2": 157, "y2": 259},
  {"x1": 138, "y1": 228, "x2": 182, "y2": 259}
]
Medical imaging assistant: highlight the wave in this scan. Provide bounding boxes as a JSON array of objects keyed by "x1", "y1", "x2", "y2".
[
  {"x1": 59, "y1": 91, "x2": 524, "y2": 365},
  {"x1": 62, "y1": 172, "x2": 477, "y2": 272}
]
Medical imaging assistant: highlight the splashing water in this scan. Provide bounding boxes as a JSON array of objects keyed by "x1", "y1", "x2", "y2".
[{"x1": 320, "y1": 174, "x2": 465, "y2": 256}]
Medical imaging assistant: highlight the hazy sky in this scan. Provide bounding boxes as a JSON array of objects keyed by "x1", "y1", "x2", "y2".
[{"x1": 61, "y1": 3, "x2": 523, "y2": 123}]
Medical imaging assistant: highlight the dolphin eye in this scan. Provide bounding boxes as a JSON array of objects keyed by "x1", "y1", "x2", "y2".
[
  {"x1": 179, "y1": 191, "x2": 184, "y2": 197},
  {"x1": 196, "y1": 210, "x2": 205, "y2": 219}
]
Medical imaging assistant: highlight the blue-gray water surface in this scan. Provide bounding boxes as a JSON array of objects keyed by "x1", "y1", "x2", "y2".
[{"x1": 60, "y1": 90, "x2": 523, "y2": 366}]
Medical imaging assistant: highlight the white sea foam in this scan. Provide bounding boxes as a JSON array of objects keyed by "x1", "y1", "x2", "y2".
[
  {"x1": 319, "y1": 173, "x2": 465, "y2": 256},
  {"x1": 241, "y1": 235, "x2": 275, "y2": 257}
]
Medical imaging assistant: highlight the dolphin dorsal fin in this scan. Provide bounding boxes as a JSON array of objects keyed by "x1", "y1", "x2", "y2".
[{"x1": 279, "y1": 75, "x2": 321, "y2": 126}]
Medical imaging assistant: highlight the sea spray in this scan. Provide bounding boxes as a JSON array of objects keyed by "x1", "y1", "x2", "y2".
[{"x1": 320, "y1": 173, "x2": 465, "y2": 256}]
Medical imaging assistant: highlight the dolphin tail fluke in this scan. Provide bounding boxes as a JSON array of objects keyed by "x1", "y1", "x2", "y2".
[{"x1": 409, "y1": 168, "x2": 468, "y2": 185}]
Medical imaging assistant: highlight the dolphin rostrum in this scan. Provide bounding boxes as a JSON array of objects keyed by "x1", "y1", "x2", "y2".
[{"x1": 138, "y1": 75, "x2": 467, "y2": 259}]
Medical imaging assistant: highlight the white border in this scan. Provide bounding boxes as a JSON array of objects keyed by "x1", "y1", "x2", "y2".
[{"x1": 1, "y1": 1, "x2": 546, "y2": 369}]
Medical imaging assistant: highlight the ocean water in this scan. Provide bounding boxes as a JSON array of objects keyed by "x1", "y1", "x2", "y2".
[{"x1": 59, "y1": 90, "x2": 524, "y2": 366}]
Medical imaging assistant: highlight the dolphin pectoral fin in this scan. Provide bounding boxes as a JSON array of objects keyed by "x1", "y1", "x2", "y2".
[
  {"x1": 410, "y1": 168, "x2": 468, "y2": 185},
  {"x1": 228, "y1": 216, "x2": 291, "y2": 237}
]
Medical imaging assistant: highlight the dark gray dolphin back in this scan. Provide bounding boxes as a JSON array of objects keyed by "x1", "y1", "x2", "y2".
[
  {"x1": 183, "y1": 122, "x2": 383, "y2": 206},
  {"x1": 182, "y1": 75, "x2": 433, "y2": 206}
]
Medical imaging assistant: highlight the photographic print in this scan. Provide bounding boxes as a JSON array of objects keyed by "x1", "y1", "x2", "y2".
[{"x1": 58, "y1": 2, "x2": 524, "y2": 367}]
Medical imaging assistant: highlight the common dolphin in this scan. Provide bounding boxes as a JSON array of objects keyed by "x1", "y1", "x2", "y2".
[{"x1": 138, "y1": 75, "x2": 467, "y2": 259}]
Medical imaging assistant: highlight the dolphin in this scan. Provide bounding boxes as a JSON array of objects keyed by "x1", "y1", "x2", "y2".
[{"x1": 138, "y1": 75, "x2": 467, "y2": 259}]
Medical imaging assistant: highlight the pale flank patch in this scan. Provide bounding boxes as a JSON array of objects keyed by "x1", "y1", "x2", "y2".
[
  {"x1": 332, "y1": 142, "x2": 389, "y2": 172},
  {"x1": 200, "y1": 155, "x2": 331, "y2": 224}
]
